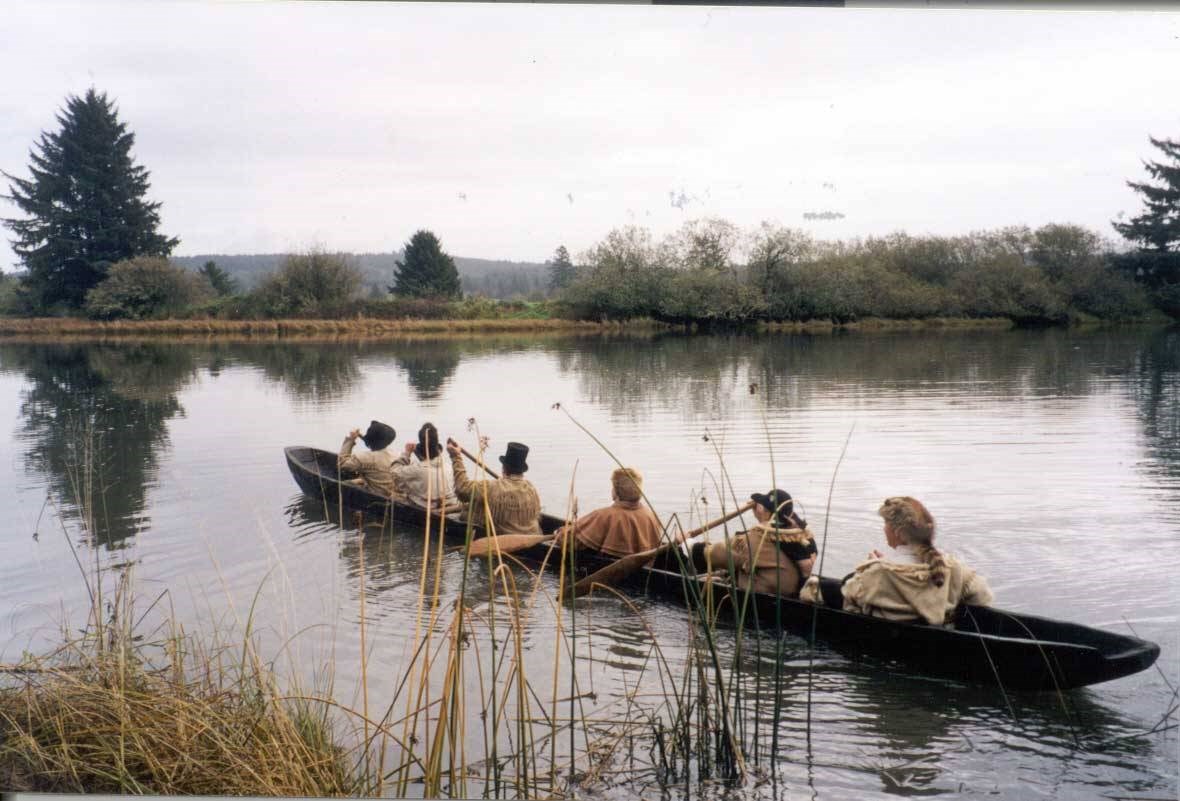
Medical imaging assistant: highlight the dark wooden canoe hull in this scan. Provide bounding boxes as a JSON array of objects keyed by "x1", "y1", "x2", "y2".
[{"x1": 285, "y1": 446, "x2": 1160, "y2": 691}]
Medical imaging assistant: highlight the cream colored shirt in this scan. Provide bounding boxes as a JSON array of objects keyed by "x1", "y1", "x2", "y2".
[
  {"x1": 392, "y1": 452, "x2": 458, "y2": 508},
  {"x1": 842, "y1": 554, "x2": 994, "y2": 626},
  {"x1": 337, "y1": 436, "x2": 397, "y2": 497}
]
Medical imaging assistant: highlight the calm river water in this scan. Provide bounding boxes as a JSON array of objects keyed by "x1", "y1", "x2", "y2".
[{"x1": 0, "y1": 328, "x2": 1176, "y2": 800}]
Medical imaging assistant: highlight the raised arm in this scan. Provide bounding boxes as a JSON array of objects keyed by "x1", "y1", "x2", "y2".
[
  {"x1": 337, "y1": 429, "x2": 363, "y2": 471},
  {"x1": 447, "y1": 440, "x2": 488, "y2": 503}
]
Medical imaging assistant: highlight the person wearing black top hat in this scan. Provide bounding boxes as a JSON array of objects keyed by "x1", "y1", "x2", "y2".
[
  {"x1": 338, "y1": 420, "x2": 398, "y2": 497},
  {"x1": 685, "y1": 488, "x2": 816, "y2": 597},
  {"x1": 445, "y1": 438, "x2": 542, "y2": 536}
]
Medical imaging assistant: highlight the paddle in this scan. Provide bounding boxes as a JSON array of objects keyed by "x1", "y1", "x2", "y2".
[
  {"x1": 567, "y1": 499, "x2": 756, "y2": 599},
  {"x1": 466, "y1": 496, "x2": 581, "y2": 557},
  {"x1": 467, "y1": 532, "x2": 552, "y2": 558},
  {"x1": 448, "y1": 438, "x2": 500, "y2": 479}
]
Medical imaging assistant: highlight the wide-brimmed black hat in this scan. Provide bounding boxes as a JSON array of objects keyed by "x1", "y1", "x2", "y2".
[
  {"x1": 750, "y1": 488, "x2": 806, "y2": 529},
  {"x1": 499, "y1": 441, "x2": 529, "y2": 474},
  {"x1": 415, "y1": 422, "x2": 441, "y2": 460},
  {"x1": 360, "y1": 420, "x2": 396, "y2": 451}
]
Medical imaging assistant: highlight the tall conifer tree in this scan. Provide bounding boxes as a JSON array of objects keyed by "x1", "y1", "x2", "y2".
[
  {"x1": 389, "y1": 230, "x2": 461, "y2": 298},
  {"x1": 547, "y1": 245, "x2": 575, "y2": 292},
  {"x1": 1114, "y1": 136, "x2": 1180, "y2": 253},
  {"x1": 1112, "y1": 136, "x2": 1180, "y2": 295},
  {"x1": 2, "y1": 88, "x2": 178, "y2": 310}
]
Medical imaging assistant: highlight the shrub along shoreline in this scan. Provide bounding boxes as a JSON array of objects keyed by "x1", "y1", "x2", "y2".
[{"x1": 3, "y1": 222, "x2": 1177, "y2": 329}]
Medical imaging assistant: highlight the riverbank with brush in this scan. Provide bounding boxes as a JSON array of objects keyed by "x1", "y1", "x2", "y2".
[{"x1": 1, "y1": 313, "x2": 1170, "y2": 340}]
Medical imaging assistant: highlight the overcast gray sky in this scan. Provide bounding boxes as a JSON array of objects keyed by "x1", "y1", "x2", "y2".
[{"x1": 1, "y1": 2, "x2": 1178, "y2": 270}]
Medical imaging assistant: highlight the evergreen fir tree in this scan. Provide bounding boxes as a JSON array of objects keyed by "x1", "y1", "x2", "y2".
[
  {"x1": 198, "y1": 260, "x2": 238, "y2": 296},
  {"x1": 547, "y1": 245, "x2": 576, "y2": 292},
  {"x1": 1113, "y1": 136, "x2": 1180, "y2": 292},
  {"x1": 389, "y1": 230, "x2": 461, "y2": 298},
  {"x1": 2, "y1": 89, "x2": 178, "y2": 310}
]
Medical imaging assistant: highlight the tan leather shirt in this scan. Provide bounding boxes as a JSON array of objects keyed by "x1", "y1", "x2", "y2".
[
  {"x1": 703, "y1": 522, "x2": 815, "y2": 597},
  {"x1": 557, "y1": 500, "x2": 665, "y2": 557},
  {"x1": 450, "y1": 452, "x2": 542, "y2": 536},
  {"x1": 338, "y1": 436, "x2": 396, "y2": 497},
  {"x1": 842, "y1": 554, "x2": 994, "y2": 625}
]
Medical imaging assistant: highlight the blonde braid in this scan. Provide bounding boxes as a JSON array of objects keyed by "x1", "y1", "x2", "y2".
[{"x1": 879, "y1": 496, "x2": 947, "y2": 587}]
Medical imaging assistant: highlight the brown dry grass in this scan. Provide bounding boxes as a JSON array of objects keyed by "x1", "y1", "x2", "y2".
[
  {"x1": 0, "y1": 586, "x2": 357, "y2": 795},
  {"x1": 0, "y1": 316, "x2": 655, "y2": 338}
]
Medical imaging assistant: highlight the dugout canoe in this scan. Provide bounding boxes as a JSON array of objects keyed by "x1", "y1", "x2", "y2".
[{"x1": 285, "y1": 445, "x2": 1161, "y2": 691}]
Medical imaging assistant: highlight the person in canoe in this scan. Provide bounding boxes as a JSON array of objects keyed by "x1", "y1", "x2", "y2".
[
  {"x1": 392, "y1": 422, "x2": 459, "y2": 510},
  {"x1": 683, "y1": 488, "x2": 817, "y2": 597},
  {"x1": 553, "y1": 467, "x2": 666, "y2": 557},
  {"x1": 338, "y1": 420, "x2": 398, "y2": 497},
  {"x1": 446, "y1": 438, "x2": 542, "y2": 536},
  {"x1": 839, "y1": 496, "x2": 993, "y2": 625}
]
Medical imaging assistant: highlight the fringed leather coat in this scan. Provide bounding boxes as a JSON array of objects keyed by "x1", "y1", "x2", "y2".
[{"x1": 450, "y1": 452, "x2": 542, "y2": 536}]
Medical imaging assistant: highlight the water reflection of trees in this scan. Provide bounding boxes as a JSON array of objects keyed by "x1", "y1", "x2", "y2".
[
  {"x1": 1, "y1": 343, "x2": 198, "y2": 548},
  {"x1": 243, "y1": 343, "x2": 366, "y2": 406},
  {"x1": 391, "y1": 339, "x2": 462, "y2": 402},
  {"x1": 1132, "y1": 329, "x2": 1179, "y2": 480},
  {"x1": 231, "y1": 335, "x2": 580, "y2": 405},
  {"x1": 555, "y1": 329, "x2": 1169, "y2": 421},
  {"x1": 4, "y1": 329, "x2": 1174, "y2": 548}
]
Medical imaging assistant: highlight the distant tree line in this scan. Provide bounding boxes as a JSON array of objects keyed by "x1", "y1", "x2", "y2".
[
  {"x1": 558, "y1": 219, "x2": 1163, "y2": 326},
  {"x1": 1, "y1": 88, "x2": 1176, "y2": 325}
]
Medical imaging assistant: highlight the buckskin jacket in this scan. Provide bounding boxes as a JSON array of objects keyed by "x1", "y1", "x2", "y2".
[
  {"x1": 841, "y1": 554, "x2": 994, "y2": 626},
  {"x1": 338, "y1": 436, "x2": 397, "y2": 497},
  {"x1": 701, "y1": 522, "x2": 817, "y2": 597},
  {"x1": 557, "y1": 500, "x2": 665, "y2": 557},
  {"x1": 391, "y1": 452, "x2": 458, "y2": 509},
  {"x1": 449, "y1": 452, "x2": 542, "y2": 536}
]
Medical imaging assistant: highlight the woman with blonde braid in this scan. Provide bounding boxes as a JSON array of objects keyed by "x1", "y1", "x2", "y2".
[{"x1": 841, "y1": 496, "x2": 993, "y2": 626}]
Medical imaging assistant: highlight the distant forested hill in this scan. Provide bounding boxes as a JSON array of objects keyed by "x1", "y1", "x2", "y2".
[{"x1": 172, "y1": 252, "x2": 552, "y2": 299}]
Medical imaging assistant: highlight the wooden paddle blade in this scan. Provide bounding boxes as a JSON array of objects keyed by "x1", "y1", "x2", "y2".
[
  {"x1": 467, "y1": 533, "x2": 552, "y2": 558},
  {"x1": 569, "y1": 544, "x2": 668, "y2": 598}
]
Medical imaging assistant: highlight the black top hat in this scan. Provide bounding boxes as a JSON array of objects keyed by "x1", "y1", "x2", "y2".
[
  {"x1": 360, "y1": 420, "x2": 396, "y2": 451},
  {"x1": 499, "y1": 441, "x2": 529, "y2": 474},
  {"x1": 750, "y1": 488, "x2": 806, "y2": 529},
  {"x1": 415, "y1": 422, "x2": 441, "y2": 460}
]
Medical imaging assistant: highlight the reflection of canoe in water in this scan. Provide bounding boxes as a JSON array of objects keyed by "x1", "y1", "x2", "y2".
[{"x1": 285, "y1": 445, "x2": 1161, "y2": 692}]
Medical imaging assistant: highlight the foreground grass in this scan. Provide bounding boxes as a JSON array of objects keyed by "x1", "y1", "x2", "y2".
[{"x1": 0, "y1": 593, "x2": 357, "y2": 795}]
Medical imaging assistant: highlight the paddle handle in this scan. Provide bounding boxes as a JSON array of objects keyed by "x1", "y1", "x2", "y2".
[
  {"x1": 675, "y1": 499, "x2": 757, "y2": 543},
  {"x1": 448, "y1": 438, "x2": 500, "y2": 480}
]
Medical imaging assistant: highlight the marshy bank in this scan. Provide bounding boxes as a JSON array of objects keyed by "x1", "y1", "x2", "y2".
[
  {"x1": 2, "y1": 313, "x2": 1159, "y2": 340},
  {"x1": 0, "y1": 316, "x2": 647, "y2": 338}
]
